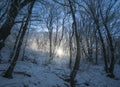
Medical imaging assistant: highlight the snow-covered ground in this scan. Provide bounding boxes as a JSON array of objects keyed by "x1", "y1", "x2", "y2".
[
  {"x1": 0, "y1": 46, "x2": 120, "y2": 87},
  {"x1": 0, "y1": 57, "x2": 120, "y2": 87}
]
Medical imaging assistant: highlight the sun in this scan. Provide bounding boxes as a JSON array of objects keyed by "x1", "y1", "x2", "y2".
[{"x1": 56, "y1": 48, "x2": 63, "y2": 57}]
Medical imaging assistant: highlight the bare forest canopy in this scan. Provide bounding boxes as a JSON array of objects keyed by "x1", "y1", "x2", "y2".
[{"x1": 0, "y1": 0, "x2": 120, "y2": 87}]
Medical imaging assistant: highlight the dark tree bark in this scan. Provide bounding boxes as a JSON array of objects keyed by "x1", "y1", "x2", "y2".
[
  {"x1": 69, "y1": 37, "x2": 72, "y2": 69},
  {"x1": 49, "y1": 30, "x2": 53, "y2": 58},
  {"x1": 95, "y1": 32, "x2": 98, "y2": 64},
  {"x1": 3, "y1": 1, "x2": 35, "y2": 78},
  {"x1": 0, "y1": 0, "x2": 33, "y2": 50},
  {"x1": 68, "y1": 0, "x2": 81, "y2": 87},
  {"x1": 68, "y1": 22, "x2": 74, "y2": 69},
  {"x1": 9, "y1": 16, "x2": 26, "y2": 62},
  {"x1": 21, "y1": 29, "x2": 29, "y2": 61},
  {"x1": 103, "y1": 22, "x2": 115, "y2": 78},
  {"x1": 69, "y1": 29, "x2": 74, "y2": 69}
]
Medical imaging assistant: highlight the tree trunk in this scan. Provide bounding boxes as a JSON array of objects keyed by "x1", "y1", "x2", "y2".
[
  {"x1": 21, "y1": 29, "x2": 29, "y2": 61},
  {"x1": 96, "y1": 24, "x2": 108, "y2": 73},
  {"x1": 104, "y1": 24, "x2": 115, "y2": 78},
  {"x1": 68, "y1": 0, "x2": 81, "y2": 87},
  {"x1": 9, "y1": 17, "x2": 26, "y2": 62},
  {"x1": 0, "y1": 0, "x2": 32, "y2": 50},
  {"x1": 49, "y1": 31, "x2": 52, "y2": 58},
  {"x1": 100, "y1": 6, "x2": 115, "y2": 77},
  {"x1": 95, "y1": 35, "x2": 98, "y2": 64},
  {"x1": 0, "y1": 0, "x2": 19, "y2": 50},
  {"x1": 69, "y1": 37, "x2": 72, "y2": 69},
  {"x1": 3, "y1": 1, "x2": 34, "y2": 78}
]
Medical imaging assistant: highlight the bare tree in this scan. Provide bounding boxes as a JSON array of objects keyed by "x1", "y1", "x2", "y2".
[
  {"x1": 80, "y1": 0, "x2": 109, "y2": 73},
  {"x1": 45, "y1": 4, "x2": 56, "y2": 59},
  {"x1": 3, "y1": 1, "x2": 35, "y2": 78},
  {"x1": 68, "y1": 22, "x2": 74, "y2": 69},
  {"x1": 68, "y1": 0, "x2": 81, "y2": 86},
  {"x1": 99, "y1": 0, "x2": 120, "y2": 78},
  {"x1": 0, "y1": 0, "x2": 33, "y2": 50},
  {"x1": 43, "y1": 3, "x2": 63, "y2": 63}
]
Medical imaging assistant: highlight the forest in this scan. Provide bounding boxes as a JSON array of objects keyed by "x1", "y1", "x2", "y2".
[{"x1": 0, "y1": 0, "x2": 120, "y2": 87}]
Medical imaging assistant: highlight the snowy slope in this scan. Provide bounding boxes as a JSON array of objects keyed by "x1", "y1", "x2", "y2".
[{"x1": 0, "y1": 59, "x2": 120, "y2": 87}]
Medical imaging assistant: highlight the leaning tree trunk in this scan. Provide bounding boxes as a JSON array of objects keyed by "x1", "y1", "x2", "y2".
[
  {"x1": 0, "y1": 0, "x2": 32, "y2": 50},
  {"x1": 104, "y1": 24, "x2": 115, "y2": 78},
  {"x1": 99, "y1": 5, "x2": 115, "y2": 77},
  {"x1": 69, "y1": 38, "x2": 72, "y2": 69},
  {"x1": 69, "y1": 28, "x2": 74, "y2": 69},
  {"x1": 0, "y1": 0, "x2": 19, "y2": 50},
  {"x1": 49, "y1": 31, "x2": 52, "y2": 58},
  {"x1": 95, "y1": 33, "x2": 98, "y2": 64},
  {"x1": 21, "y1": 29, "x2": 29, "y2": 61},
  {"x1": 3, "y1": 1, "x2": 35, "y2": 78},
  {"x1": 9, "y1": 17, "x2": 26, "y2": 62},
  {"x1": 96, "y1": 23, "x2": 108, "y2": 73},
  {"x1": 68, "y1": 0, "x2": 81, "y2": 87}
]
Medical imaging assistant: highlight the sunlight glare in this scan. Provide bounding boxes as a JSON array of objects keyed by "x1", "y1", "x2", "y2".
[{"x1": 56, "y1": 48, "x2": 63, "y2": 57}]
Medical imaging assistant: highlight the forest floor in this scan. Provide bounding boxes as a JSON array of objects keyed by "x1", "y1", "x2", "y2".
[
  {"x1": 0, "y1": 58, "x2": 120, "y2": 87},
  {"x1": 0, "y1": 47, "x2": 120, "y2": 87}
]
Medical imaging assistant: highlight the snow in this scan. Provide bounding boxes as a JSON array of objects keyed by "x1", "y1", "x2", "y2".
[
  {"x1": 0, "y1": 48, "x2": 120, "y2": 87},
  {"x1": 0, "y1": 58, "x2": 120, "y2": 87},
  {"x1": 76, "y1": 64, "x2": 120, "y2": 87},
  {"x1": 0, "y1": 60, "x2": 66, "y2": 87},
  {"x1": 0, "y1": 46, "x2": 11, "y2": 62}
]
